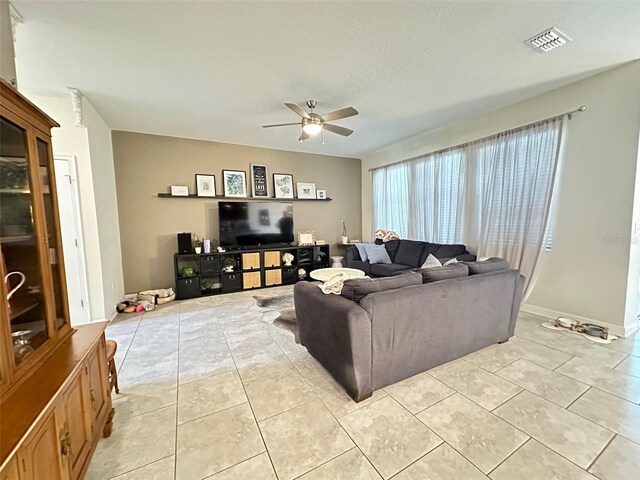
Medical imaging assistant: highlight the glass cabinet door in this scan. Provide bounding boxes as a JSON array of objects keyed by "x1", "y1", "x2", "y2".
[
  {"x1": 36, "y1": 138, "x2": 68, "y2": 331},
  {"x1": 0, "y1": 116, "x2": 50, "y2": 365}
]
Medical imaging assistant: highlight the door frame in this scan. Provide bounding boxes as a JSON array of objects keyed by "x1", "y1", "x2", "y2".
[{"x1": 53, "y1": 154, "x2": 91, "y2": 325}]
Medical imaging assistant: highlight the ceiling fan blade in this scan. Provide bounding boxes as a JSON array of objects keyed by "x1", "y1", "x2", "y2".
[
  {"x1": 323, "y1": 123, "x2": 353, "y2": 137},
  {"x1": 298, "y1": 130, "x2": 310, "y2": 142},
  {"x1": 262, "y1": 122, "x2": 301, "y2": 128},
  {"x1": 285, "y1": 103, "x2": 311, "y2": 119},
  {"x1": 321, "y1": 106, "x2": 358, "y2": 122}
]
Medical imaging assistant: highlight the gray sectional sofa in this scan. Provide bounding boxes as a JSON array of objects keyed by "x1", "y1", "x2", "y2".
[
  {"x1": 294, "y1": 259, "x2": 524, "y2": 401},
  {"x1": 346, "y1": 239, "x2": 476, "y2": 277}
]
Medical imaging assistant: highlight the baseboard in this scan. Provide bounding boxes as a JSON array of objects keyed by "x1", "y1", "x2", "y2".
[{"x1": 521, "y1": 304, "x2": 639, "y2": 338}]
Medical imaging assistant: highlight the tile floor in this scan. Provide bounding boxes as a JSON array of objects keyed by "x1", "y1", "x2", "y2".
[{"x1": 86, "y1": 287, "x2": 640, "y2": 480}]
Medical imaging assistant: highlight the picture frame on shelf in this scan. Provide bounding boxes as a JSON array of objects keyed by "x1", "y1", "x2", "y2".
[
  {"x1": 171, "y1": 185, "x2": 189, "y2": 196},
  {"x1": 316, "y1": 189, "x2": 327, "y2": 200},
  {"x1": 195, "y1": 174, "x2": 216, "y2": 197},
  {"x1": 297, "y1": 230, "x2": 315, "y2": 246},
  {"x1": 222, "y1": 170, "x2": 248, "y2": 197},
  {"x1": 250, "y1": 163, "x2": 269, "y2": 197},
  {"x1": 296, "y1": 182, "x2": 316, "y2": 199},
  {"x1": 273, "y1": 173, "x2": 294, "y2": 199}
]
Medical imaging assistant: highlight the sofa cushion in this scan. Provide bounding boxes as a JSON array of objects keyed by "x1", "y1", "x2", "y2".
[
  {"x1": 370, "y1": 263, "x2": 412, "y2": 277},
  {"x1": 435, "y1": 244, "x2": 467, "y2": 259},
  {"x1": 363, "y1": 244, "x2": 392, "y2": 264},
  {"x1": 464, "y1": 257, "x2": 510, "y2": 275},
  {"x1": 418, "y1": 243, "x2": 441, "y2": 264},
  {"x1": 394, "y1": 240, "x2": 426, "y2": 267},
  {"x1": 341, "y1": 271, "x2": 422, "y2": 302},
  {"x1": 417, "y1": 263, "x2": 469, "y2": 283},
  {"x1": 382, "y1": 239, "x2": 401, "y2": 262}
]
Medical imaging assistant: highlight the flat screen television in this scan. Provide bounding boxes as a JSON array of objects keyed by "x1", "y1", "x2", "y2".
[{"x1": 219, "y1": 201, "x2": 294, "y2": 247}]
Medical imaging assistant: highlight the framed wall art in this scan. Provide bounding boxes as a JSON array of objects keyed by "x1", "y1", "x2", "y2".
[
  {"x1": 170, "y1": 185, "x2": 189, "y2": 196},
  {"x1": 296, "y1": 182, "x2": 316, "y2": 199},
  {"x1": 316, "y1": 189, "x2": 327, "y2": 200},
  {"x1": 222, "y1": 170, "x2": 247, "y2": 197},
  {"x1": 195, "y1": 174, "x2": 216, "y2": 197},
  {"x1": 297, "y1": 230, "x2": 315, "y2": 246},
  {"x1": 273, "y1": 173, "x2": 294, "y2": 199},
  {"x1": 250, "y1": 163, "x2": 269, "y2": 197}
]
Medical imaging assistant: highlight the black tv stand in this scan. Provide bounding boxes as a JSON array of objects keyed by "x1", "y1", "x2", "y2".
[{"x1": 173, "y1": 244, "x2": 330, "y2": 299}]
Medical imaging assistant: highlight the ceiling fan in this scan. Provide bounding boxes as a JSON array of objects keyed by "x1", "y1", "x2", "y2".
[{"x1": 262, "y1": 100, "x2": 358, "y2": 143}]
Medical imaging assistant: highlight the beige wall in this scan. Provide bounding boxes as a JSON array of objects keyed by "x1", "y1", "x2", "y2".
[
  {"x1": 362, "y1": 61, "x2": 640, "y2": 336},
  {"x1": 112, "y1": 131, "x2": 362, "y2": 293},
  {"x1": 0, "y1": 0, "x2": 17, "y2": 86}
]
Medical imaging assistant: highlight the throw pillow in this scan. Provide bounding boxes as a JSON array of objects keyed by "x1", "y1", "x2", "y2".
[
  {"x1": 341, "y1": 271, "x2": 422, "y2": 302},
  {"x1": 354, "y1": 243, "x2": 369, "y2": 262},
  {"x1": 363, "y1": 244, "x2": 392, "y2": 264},
  {"x1": 420, "y1": 254, "x2": 442, "y2": 269},
  {"x1": 444, "y1": 258, "x2": 458, "y2": 265},
  {"x1": 417, "y1": 263, "x2": 469, "y2": 283},
  {"x1": 394, "y1": 240, "x2": 427, "y2": 267},
  {"x1": 464, "y1": 257, "x2": 510, "y2": 275}
]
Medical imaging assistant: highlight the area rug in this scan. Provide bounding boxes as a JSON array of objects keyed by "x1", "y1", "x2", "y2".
[{"x1": 253, "y1": 293, "x2": 299, "y2": 342}]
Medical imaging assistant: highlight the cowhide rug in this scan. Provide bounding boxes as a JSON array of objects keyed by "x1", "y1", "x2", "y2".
[{"x1": 253, "y1": 293, "x2": 299, "y2": 342}]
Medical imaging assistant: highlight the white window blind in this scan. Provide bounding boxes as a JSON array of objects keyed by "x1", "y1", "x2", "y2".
[{"x1": 371, "y1": 117, "x2": 564, "y2": 293}]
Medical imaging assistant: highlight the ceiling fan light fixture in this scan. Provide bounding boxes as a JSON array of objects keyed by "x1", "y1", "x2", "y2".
[{"x1": 302, "y1": 122, "x2": 322, "y2": 136}]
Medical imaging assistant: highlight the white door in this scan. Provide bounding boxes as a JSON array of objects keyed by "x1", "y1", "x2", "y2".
[{"x1": 54, "y1": 156, "x2": 91, "y2": 325}]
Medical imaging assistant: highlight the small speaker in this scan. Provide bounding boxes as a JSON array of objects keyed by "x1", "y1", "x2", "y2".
[{"x1": 177, "y1": 233, "x2": 193, "y2": 254}]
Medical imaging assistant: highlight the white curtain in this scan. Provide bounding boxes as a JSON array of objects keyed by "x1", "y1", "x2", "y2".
[
  {"x1": 373, "y1": 149, "x2": 466, "y2": 244},
  {"x1": 472, "y1": 117, "x2": 564, "y2": 294},
  {"x1": 372, "y1": 163, "x2": 410, "y2": 239},
  {"x1": 372, "y1": 117, "x2": 565, "y2": 294}
]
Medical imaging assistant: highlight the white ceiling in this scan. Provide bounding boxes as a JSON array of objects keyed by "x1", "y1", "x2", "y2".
[{"x1": 12, "y1": 1, "x2": 640, "y2": 158}]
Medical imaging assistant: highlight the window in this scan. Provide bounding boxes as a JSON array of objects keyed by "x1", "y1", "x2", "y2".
[{"x1": 372, "y1": 118, "x2": 562, "y2": 258}]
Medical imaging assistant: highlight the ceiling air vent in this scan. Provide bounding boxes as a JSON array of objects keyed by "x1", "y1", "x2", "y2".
[{"x1": 525, "y1": 27, "x2": 572, "y2": 53}]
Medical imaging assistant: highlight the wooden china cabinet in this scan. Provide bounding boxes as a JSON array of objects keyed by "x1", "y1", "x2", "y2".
[{"x1": 0, "y1": 80, "x2": 113, "y2": 479}]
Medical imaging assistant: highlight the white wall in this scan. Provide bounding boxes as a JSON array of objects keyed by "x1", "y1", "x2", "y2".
[
  {"x1": 19, "y1": 90, "x2": 124, "y2": 322},
  {"x1": 362, "y1": 61, "x2": 640, "y2": 336},
  {"x1": 84, "y1": 100, "x2": 124, "y2": 316}
]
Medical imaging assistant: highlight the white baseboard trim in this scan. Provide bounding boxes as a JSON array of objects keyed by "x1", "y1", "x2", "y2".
[{"x1": 521, "y1": 304, "x2": 639, "y2": 338}]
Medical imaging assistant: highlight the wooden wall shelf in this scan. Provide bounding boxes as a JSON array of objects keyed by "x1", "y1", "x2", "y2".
[{"x1": 156, "y1": 193, "x2": 332, "y2": 201}]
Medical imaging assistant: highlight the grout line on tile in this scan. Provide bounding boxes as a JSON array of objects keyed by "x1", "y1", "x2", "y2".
[
  {"x1": 551, "y1": 354, "x2": 576, "y2": 372},
  {"x1": 586, "y1": 433, "x2": 616, "y2": 472},
  {"x1": 287, "y1": 350, "x2": 387, "y2": 479},
  {"x1": 565, "y1": 385, "x2": 592, "y2": 410},
  {"x1": 200, "y1": 451, "x2": 269, "y2": 480},
  {"x1": 412, "y1": 391, "x2": 457, "y2": 417},
  {"x1": 490, "y1": 390, "x2": 608, "y2": 472},
  {"x1": 486, "y1": 437, "x2": 534, "y2": 476},
  {"x1": 174, "y1": 301, "x2": 183, "y2": 480},
  {"x1": 222, "y1": 322, "x2": 280, "y2": 479},
  {"x1": 104, "y1": 453, "x2": 176, "y2": 480},
  {"x1": 491, "y1": 356, "x2": 522, "y2": 374},
  {"x1": 611, "y1": 353, "x2": 630, "y2": 368}
]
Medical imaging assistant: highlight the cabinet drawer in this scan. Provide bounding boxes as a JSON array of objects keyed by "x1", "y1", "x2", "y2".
[
  {"x1": 222, "y1": 273, "x2": 242, "y2": 293},
  {"x1": 264, "y1": 269, "x2": 282, "y2": 287},
  {"x1": 177, "y1": 277, "x2": 200, "y2": 299},
  {"x1": 282, "y1": 267, "x2": 298, "y2": 285},
  {"x1": 263, "y1": 251, "x2": 281, "y2": 268},
  {"x1": 242, "y1": 271, "x2": 261, "y2": 290},
  {"x1": 241, "y1": 252, "x2": 260, "y2": 270},
  {"x1": 200, "y1": 255, "x2": 220, "y2": 276}
]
